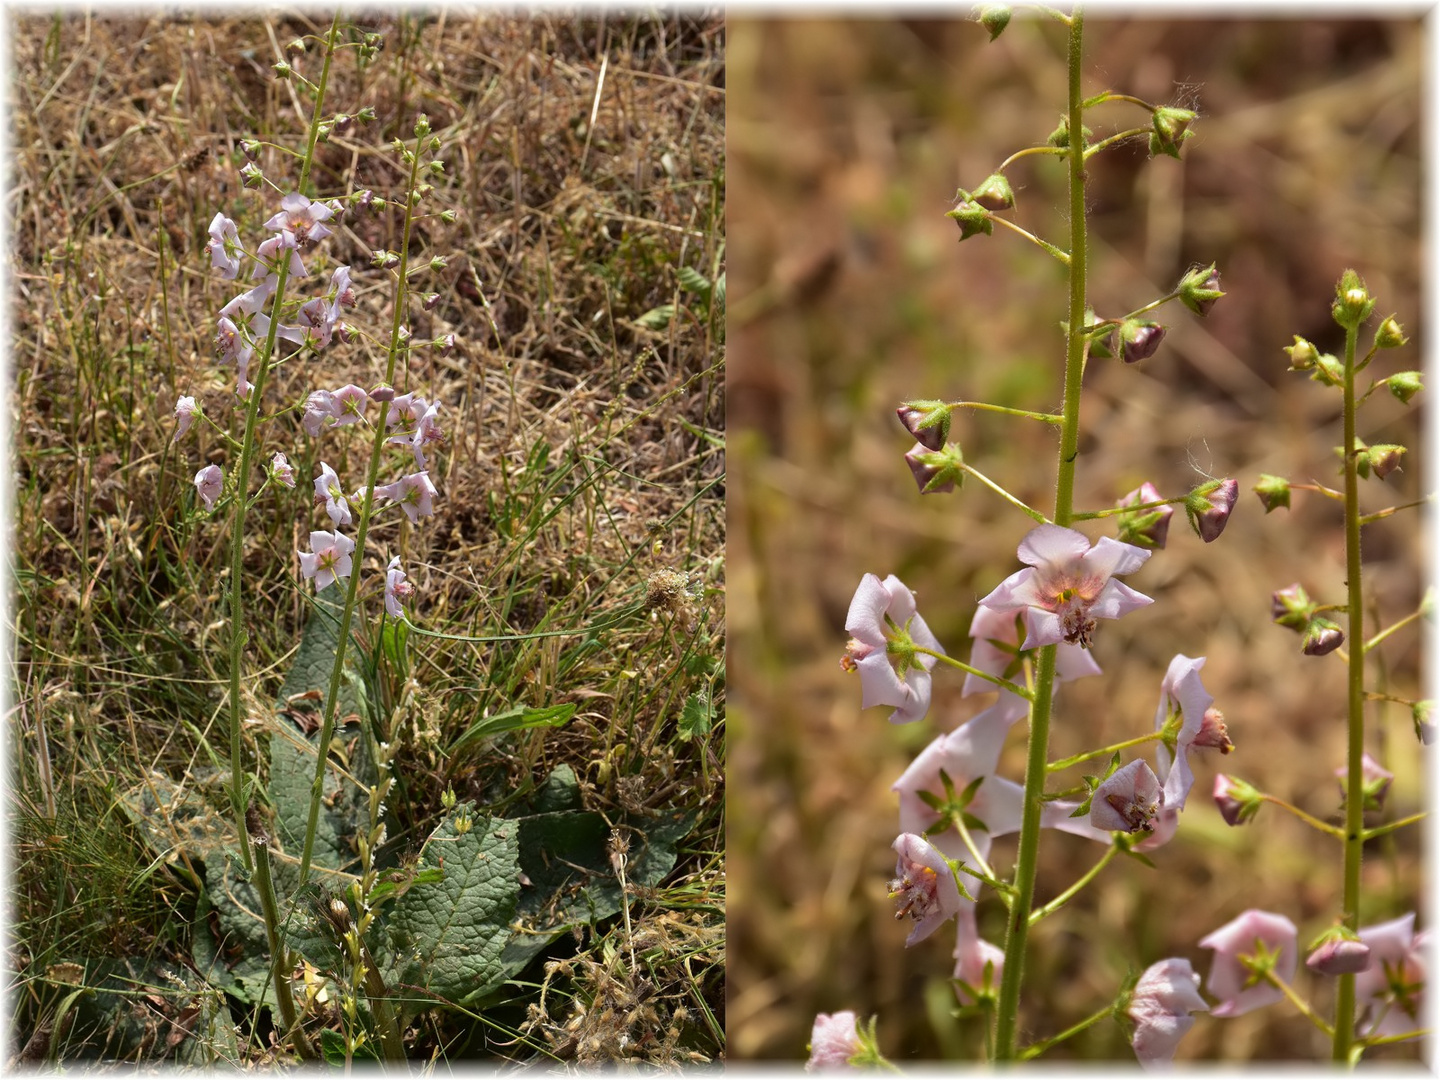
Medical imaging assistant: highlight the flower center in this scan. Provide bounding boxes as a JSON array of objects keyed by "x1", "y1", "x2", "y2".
[{"x1": 887, "y1": 863, "x2": 939, "y2": 923}]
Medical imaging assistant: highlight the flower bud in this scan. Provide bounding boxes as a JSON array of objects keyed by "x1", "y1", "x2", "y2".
[
  {"x1": 1253, "y1": 474, "x2": 1291, "y2": 513},
  {"x1": 1115, "y1": 482, "x2": 1173, "y2": 550},
  {"x1": 1194, "y1": 707, "x2": 1234, "y2": 754},
  {"x1": 357, "y1": 105, "x2": 378, "y2": 124},
  {"x1": 328, "y1": 897, "x2": 353, "y2": 931},
  {"x1": 1306, "y1": 354, "x2": 1343, "y2": 387},
  {"x1": 241, "y1": 138, "x2": 261, "y2": 160},
  {"x1": 430, "y1": 255, "x2": 449, "y2": 272},
  {"x1": 1302, "y1": 617, "x2": 1344, "y2": 656},
  {"x1": 1305, "y1": 931, "x2": 1370, "y2": 976},
  {"x1": 1375, "y1": 315, "x2": 1407, "y2": 349},
  {"x1": 1184, "y1": 477, "x2": 1238, "y2": 542},
  {"x1": 336, "y1": 322, "x2": 356, "y2": 345},
  {"x1": 1271, "y1": 583, "x2": 1315, "y2": 629},
  {"x1": 1118, "y1": 319, "x2": 1166, "y2": 364},
  {"x1": 333, "y1": 113, "x2": 353, "y2": 135},
  {"x1": 896, "y1": 400, "x2": 951, "y2": 451},
  {"x1": 1150, "y1": 106, "x2": 1196, "y2": 159},
  {"x1": 368, "y1": 383, "x2": 396, "y2": 404},
  {"x1": 436, "y1": 333, "x2": 456, "y2": 356},
  {"x1": 1046, "y1": 117, "x2": 1091, "y2": 150},
  {"x1": 1331, "y1": 269, "x2": 1375, "y2": 330},
  {"x1": 414, "y1": 114, "x2": 432, "y2": 139},
  {"x1": 273, "y1": 60, "x2": 292, "y2": 80},
  {"x1": 1083, "y1": 310, "x2": 1116, "y2": 359},
  {"x1": 355, "y1": 188, "x2": 375, "y2": 211},
  {"x1": 1334, "y1": 752, "x2": 1393, "y2": 812},
  {"x1": 1177, "y1": 264, "x2": 1223, "y2": 317},
  {"x1": 904, "y1": 442, "x2": 965, "y2": 495},
  {"x1": 1386, "y1": 370, "x2": 1422, "y2": 404},
  {"x1": 428, "y1": 160, "x2": 446, "y2": 177},
  {"x1": 1284, "y1": 336, "x2": 1319, "y2": 371},
  {"x1": 1362, "y1": 443, "x2": 1405, "y2": 480},
  {"x1": 977, "y1": 4, "x2": 1011, "y2": 40},
  {"x1": 240, "y1": 162, "x2": 263, "y2": 188},
  {"x1": 970, "y1": 173, "x2": 1014, "y2": 211},
  {"x1": 372, "y1": 249, "x2": 400, "y2": 270},
  {"x1": 269, "y1": 451, "x2": 296, "y2": 488},
  {"x1": 286, "y1": 37, "x2": 306, "y2": 55},
  {"x1": 1413, "y1": 700, "x2": 1435, "y2": 745},
  {"x1": 945, "y1": 199, "x2": 992, "y2": 241},
  {"x1": 422, "y1": 292, "x2": 442, "y2": 311},
  {"x1": 1212, "y1": 774, "x2": 1261, "y2": 826},
  {"x1": 441, "y1": 208, "x2": 458, "y2": 224}
]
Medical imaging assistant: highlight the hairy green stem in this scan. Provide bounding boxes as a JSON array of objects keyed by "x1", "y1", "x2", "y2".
[
  {"x1": 1333, "y1": 316, "x2": 1365, "y2": 1063},
  {"x1": 296, "y1": 126, "x2": 425, "y2": 889},
  {"x1": 225, "y1": 11, "x2": 342, "y2": 874},
  {"x1": 253, "y1": 833, "x2": 315, "y2": 1060},
  {"x1": 993, "y1": 10, "x2": 1087, "y2": 1061}
]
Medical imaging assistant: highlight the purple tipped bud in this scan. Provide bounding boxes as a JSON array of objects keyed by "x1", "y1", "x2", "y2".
[
  {"x1": 1195, "y1": 707, "x2": 1234, "y2": 754},
  {"x1": 1335, "y1": 752, "x2": 1393, "y2": 812},
  {"x1": 240, "y1": 162, "x2": 263, "y2": 188},
  {"x1": 436, "y1": 333, "x2": 456, "y2": 356},
  {"x1": 336, "y1": 322, "x2": 357, "y2": 345},
  {"x1": 1253, "y1": 474, "x2": 1292, "y2": 513},
  {"x1": 1115, "y1": 482, "x2": 1173, "y2": 550},
  {"x1": 241, "y1": 138, "x2": 262, "y2": 160},
  {"x1": 1119, "y1": 319, "x2": 1166, "y2": 364},
  {"x1": 1364, "y1": 443, "x2": 1406, "y2": 480},
  {"x1": 1185, "y1": 478, "x2": 1238, "y2": 542},
  {"x1": 369, "y1": 383, "x2": 396, "y2": 404},
  {"x1": 1302, "y1": 617, "x2": 1344, "y2": 656},
  {"x1": 1178, "y1": 264, "x2": 1224, "y2": 317},
  {"x1": 355, "y1": 189, "x2": 375, "y2": 211},
  {"x1": 1213, "y1": 774, "x2": 1261, "y2": 826},
  {"x1": 1306, "y1": 934, "x2": 1371, "y2": 976},
  {"x1": 970, "y1": 173, "x2": 1014, "y2": 212},
  {"x1": 896, "y1": 400, "x2": 951, "y2": 451},
  {"x1": 904, "y1": 442, "x2": 964, "y2": 495},
  {"x1": 333, "y1": 113, "x2": 353, "y2": 135},
  {"x1": 422, "y1": 292, "x2": 442, "y2": 311},
  {"x1": 1271, "y1": 583, "x2": 1315, "y2": 629}
]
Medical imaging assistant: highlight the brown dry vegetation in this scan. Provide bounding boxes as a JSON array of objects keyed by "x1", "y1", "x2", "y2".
[
  {"x1": 11, "y1": 11, "x2": 723, "y2": 1065},
  {"x1": 728, "y1": 15, "x2": 1421, "y2": 1064}
]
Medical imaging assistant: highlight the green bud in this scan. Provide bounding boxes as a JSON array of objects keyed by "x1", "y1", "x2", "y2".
[
  {"x1": 1177, "y1": 263, "x2": 1223, "y2": 317},
  {"x1": 1271, "y1": 583, "x2": 1315, "y2": 630},
  {"x1": 1365, "y1": 443, "x2": 1406, "y2": 480},
  {"x1": 357, "y1": 106, "x2": 377, "y2": 123},
  {"x1": 1413, "y1": 700, "x2": 1435, "y2": 745},
  {"x1": 1083, "y1": 310, "x2": 1116, "y2": 359},
  {"x1": 428, "y1": 159, "x2": 446, "y2": 177},
  {"x1": 904, "y1": 443, "x2": 965, "y2": 495},
  {"x1": 273, "y1": 59, "x2": 292, "y2": 80},
  {"x1": 977, "y1": 4, "x2": 1011, "y2": 41},
  {"x1": 1046, "y1": 117, "x2": 1092, "y2": 150},
  {"x1": 1151, "y1": 106, "x2": 1196, "y2": 159},
  {"x1": 1331, "y1": 269, "x2": 1375, "y2": 330},
  {"x1": 1253, "y1": 474, "x2": 1291, "y2": 513},
  {"x1": 430, "y1": 255, "x2": 449, "y2": 272},
  {"x1": 1310, "y1": 353, "x2": 1343, "y2": 388},
  {"x1": 945, "y1": 199, "x2": 992, "y2": 241},
  {"x1": 440, "y1": 208, "x2": 458, "y2": 224},
  {"x1": 287, "y1": 37, "x2": 306, "y2": 55},
  {"x1": 1284, "y1": 336, "x2": 1319, "y2": 370},
  {"x1": 240, "y1": 162, "x2": 263, "y2": 188},
  {"x1": 970, "y1": 173, "x2": 1014, "y2": 211},
  {"x1": 414, "y1": 114, "x2": 432, "y2": 139},
  {"x1": 1375, "y1": 315, "x2": 1407, "y2": 349},
  {"x1": 1386, "y1": 370, "x2": 1423, "y2": 404}
]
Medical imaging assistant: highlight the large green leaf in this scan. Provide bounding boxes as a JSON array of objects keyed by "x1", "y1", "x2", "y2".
[{"x1": 384, "y1": 804, "x2": 521, "y2": 1008}]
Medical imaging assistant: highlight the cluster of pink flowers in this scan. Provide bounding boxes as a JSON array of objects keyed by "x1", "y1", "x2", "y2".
[{"x1": 180, "y1": 188, "x2": 443, "y2": 623}]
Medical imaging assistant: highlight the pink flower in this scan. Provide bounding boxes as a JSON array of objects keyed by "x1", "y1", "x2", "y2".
[
  {"x1": 386, "y1": 392, "x2": 428, "y2": 429},
  {"x1": 1153, "y1": 655, "x2": 1231, "y2": 812},
  {"x1": 314, "y1": 462, "x2": 352, "y2": 526},
  {"x1": 331, "y1": 384, "x2": 370, "y2": 426},
  {"x1": 206, "y1": 212, "x2": 242, "y2": 279},
  {"x1": 374, "y1": 470, "x2": 438, "y2": 524},
  {"x1": 977, "y1": 524, "x2": 1152, "y2": 650},
  {"x1": 388, "y1": 400, "x2": 445, "y2": 468},
  {"x1": 269, "y1": 452, "x2": 296, "y2": 488},
  {"x1": 193, "y1": 464, "x2": 223, "y2": 511},
  {"x1": 843, "y1": 574, "x2": 944, "y2": 725},
  {"x1": 1128, "y1": 957, "x2": 1208, "y2": 1067},
  {"x1": 805, "y1": 1011, "x2": 860, "y2": 1070},
  {"x1": 298, "y1": 530, "x2": 355, "y2": 592},
  {"x1": 214, "y1": 316, "x2": 254, "y2": 370},
  {"x1": 264, "y1": 192, "x2": 334, "y2": 248},
  {"x1": 1334, "y1": 752, "x2": 1394, "y2": 812},
  {"x1": 1198, "y1": 909, "x2": 1298, "y2": 1017},
  {"x1": 889, "y1": 833, "x2": 962, "y2": 946},
  {"x1": 1355, "y1": 913, "x2": 1427, "y2": 1038},
  {"x1": 220, "y1": 274, "x2": 276, "y2": 319},
  {"x1": 253, "y1": 229, "x2": 307, "y2": 279},
  {"x1": 303, "y1": 390, "x2": 338, "y2": 437},
  {"x1": 385, "y1": 556, "x2": 415, "y2": 618},
  {"x1": 962, "y1": 603, "x2": 1101, "y2": 698},
  {"x1": 1091, "y1": 759, "x2": 1164, "y2": 834},
  {"x1": 295, "y1": 265, "x2": 355, "y2": 349},
  {"x1": 173, "y1": 396, "x2": 199, "y2": 442},
  {"x1": 952, "y1": 907, "x2": 1004, "y2": 1007}
]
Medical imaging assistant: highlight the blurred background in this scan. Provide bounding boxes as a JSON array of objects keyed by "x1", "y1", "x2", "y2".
[{"x1": 727, "y1": 14, "x2": 1423, "y2": 1063}]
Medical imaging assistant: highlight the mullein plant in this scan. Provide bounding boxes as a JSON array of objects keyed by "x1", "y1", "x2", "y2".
[
  {"x1": 172, "y1": 17, "x2": 453, "y2": 1059},
  {"x1": 1204, "y1": 273, "x2": 1427, "y2": 1063},
  {"x1": 813, "y1": 7, "x2": 1421, "y2": 1070}
]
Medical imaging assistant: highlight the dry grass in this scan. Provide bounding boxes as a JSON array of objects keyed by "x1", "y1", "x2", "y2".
[
  {"x1": 11, "y1": 11, "x2": 724, "y2": 1065},
  {"x1": 727, "y1": 14, "x2": 1421, "y2": 1064}
]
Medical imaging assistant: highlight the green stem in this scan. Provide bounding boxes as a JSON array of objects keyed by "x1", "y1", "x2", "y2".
[
  {"x1": 961, "y1": 464, "x2": 1050, "y2": 523},
  {"x1": 1047, "y1": 731, "x2": 1162, "y2": 773},
  {"x1": 1082, "y1": 127, "x2": 1151, "y2": 160},
  {"x1": 252, "y1": 834, "x2": 316, "y2": 1060},
  {"x1": 1258, "y1": 794, "x2": 1345, "y2": 840},
  {"x1": 296, "y1": 109, "x2": 425, "y2": 890},
  {"x1": 1365, "y1": 608, "x2": 1422, "y2": 651},
  {"x1": 1359, "y1": 497, "x2": 1431, "y2": 526},
  {"x1": 225, "y1": 12, "x2": 342, "y2": 875},
  {"x1": 1028, "y1": 842, "x2": 1119, "y2": 925},
  {"x1": 996, "y1": 145, "x2": 1066, "y2": 173},
  {"x1": 912, "y1": 645, "x2": 1032, "y2": 701},
  {"x1": 1017, "y1": 1001, "x2": 1114, "y2": 1060},
  {"x1": 990, "y1": 214, "x2": 1071, "y2": 265},
  {"x1": 1071, "y1": 496, "x2": 1182, "y2": 522},
  {"x1": 1362, "y1": 811, "x2": 1425, "y2": 841},
  {"x1": 1332, "y1": 314, "x2": 1365, "y2": 1064},
  {"x1": 993, "y1": 11, "x2": 1088, "y2": 1061},
  {"x1": 1264, "y1": 966, "x2": 1332, "y2": 1037},
  {"x1": 943, "y1": 399, "x2": 1062, "y2": 424}
]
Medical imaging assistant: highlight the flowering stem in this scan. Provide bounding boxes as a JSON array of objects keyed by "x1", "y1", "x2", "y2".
[
  {"x1": 996, "y1": 145, "x2": 1066, "y2": 173},
  {"x1": 911, "y1": 646, "x2": 1032, "y2": 700},
  {"x1": 1046, "y1": 731, "x2": 1162, "y2": 773},
  {"x1": 1362, "y1": 812, "x2": 1426, "y2": 841},
  {"x1": 1333, "y1": 314, "x2": 1366, "y2": 1064},
  {"x1": 960, "y1": 464, "x2": 1050, "y2": 523},
  {"x1": 1257, "y1": 794, "x2": 1345, "y2": 840},
  {"x1": 1016, "y1": 1001, "x2": 1114, "y2": 1060},
  {"x1": 224, "y1": 13, "x2": 341, "y2": 875},
  {"x1": 1028, "y1": 842, "x2": 1119, "y2": 925},
  {"x1": 942, "y1": 399, "x2": 1062, "y2": 424},
  {"x1": 993, "y1": 10, "x2": 1089, "y2": 1063},
  {"x1": 990, "y1": 214, "x2": 1071, "y2": 265},
  {"x1": 295, "y1": 117, "x2": 424, "y2": 891},
  {"x1": 1262, "y1": 966, "x2": 1333, "y2": 1037}
]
